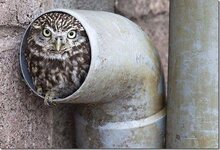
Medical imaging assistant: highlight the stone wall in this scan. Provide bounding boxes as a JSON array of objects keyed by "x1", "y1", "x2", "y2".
[{"x1": 0, "y1": 0, "x2": 169, "y2": 148}]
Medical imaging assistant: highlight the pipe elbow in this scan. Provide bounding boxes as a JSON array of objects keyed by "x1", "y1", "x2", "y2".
[{"x1": 20, "y1": 9, "x2": 166, "y2": 148}]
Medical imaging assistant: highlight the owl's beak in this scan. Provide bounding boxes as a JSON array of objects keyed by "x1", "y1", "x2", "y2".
[{"x1": 55, "y1": 37, "x2": 62, "y2": 51}]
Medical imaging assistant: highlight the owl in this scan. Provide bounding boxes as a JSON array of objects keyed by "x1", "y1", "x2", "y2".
[{"x1": 25, "y1": 12, "x2": 91, "y2": 106}]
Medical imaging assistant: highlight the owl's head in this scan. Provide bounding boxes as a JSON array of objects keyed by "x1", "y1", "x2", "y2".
[{"x1": 27, "y1": 12, "x2": 88, "y2": 59}]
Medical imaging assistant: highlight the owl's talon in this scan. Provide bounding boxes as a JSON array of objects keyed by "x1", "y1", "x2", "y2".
[
  {"x1": 44, "y1": 98, "x2": 52, "y2": 106},
  {"x1": 44, "y1": 91, "x2": 56, "y2": 106},
  {"x1": 44, "y1": 97, "x2": 55, "y2": 106},
  {"x1": 37, "y1": 87, "x2": 43, "y2": 95},
  {"x1": 44, "y1": 98, "x2": 56, "y2": 106}
]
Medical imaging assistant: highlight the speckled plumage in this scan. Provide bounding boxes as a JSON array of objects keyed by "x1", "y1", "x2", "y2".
[{"x1": 25, "y1": 12, "x2": 91, "y2": 105}]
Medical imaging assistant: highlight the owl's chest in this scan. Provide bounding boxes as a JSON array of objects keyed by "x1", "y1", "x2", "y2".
[
  {"x1": 36, "y1": 59, "x2": 77, "y2": 80},
  {"x1": 27, "y1": 50, "x2": 90, "y2": 94},
  {"x1": 29, "y1": 56, "x2": 80, "y2": 90}
]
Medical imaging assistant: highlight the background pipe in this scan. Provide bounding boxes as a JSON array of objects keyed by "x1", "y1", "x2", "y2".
[
  {"x1": 20, "y1": 9, "x2": 166, "y2": 148},
  {"x1": 167, "y1": 0, "x2": 218, "y2": 148}
]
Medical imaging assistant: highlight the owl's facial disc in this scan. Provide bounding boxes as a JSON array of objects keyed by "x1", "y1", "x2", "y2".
[
  {"x1": 28, "y1": 12, "x2": 89, "y2": 60},
  {"x1": 32, "y1": 26, "x2": 75, "y2": 53}
]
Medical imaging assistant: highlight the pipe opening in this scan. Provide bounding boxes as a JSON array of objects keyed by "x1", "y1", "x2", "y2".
[
  {"x1": 20, "y1": 11, "x2": 92, "y2": 100},
  {"x1": 20, "y1": 9, "x2": 166, "y2": 147}
]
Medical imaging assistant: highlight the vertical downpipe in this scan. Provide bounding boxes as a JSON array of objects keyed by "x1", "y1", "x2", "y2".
[{"x1": 167, "y1": 0, "x2": 218, "y2": 148}]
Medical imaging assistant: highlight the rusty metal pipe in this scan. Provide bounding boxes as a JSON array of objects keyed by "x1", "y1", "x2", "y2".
[
  {"x1": 20, "y1": 9, "x2": 166, "y2": 148},
  {"x1": 167, "y1": 0, "x2": 218, "y2": 148}
]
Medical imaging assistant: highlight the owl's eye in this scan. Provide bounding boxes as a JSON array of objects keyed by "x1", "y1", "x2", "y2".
[
  {"x1": 42, "y1": 28, "x2": 51, "y2": 37},
  {"x1": 67, "y1": 30, "x2": 76, "y2": 39}
]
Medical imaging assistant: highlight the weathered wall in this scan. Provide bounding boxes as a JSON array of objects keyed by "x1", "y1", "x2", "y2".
[
  {"x1": 0, "y1": 0, "x2": 114, "y2": 148},
  {"x1": 115, "y1": 0, "x2": 169, "y2": 86}
]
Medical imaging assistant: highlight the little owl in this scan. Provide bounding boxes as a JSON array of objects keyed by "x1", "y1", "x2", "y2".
[{"x1": 25, "y1": 12, "x2": 91, "y2": 106}]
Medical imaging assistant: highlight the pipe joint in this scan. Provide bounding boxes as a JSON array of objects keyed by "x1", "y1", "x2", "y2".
[{"x1": 20, "y1": 9, "x2": 166, "y2": 148}]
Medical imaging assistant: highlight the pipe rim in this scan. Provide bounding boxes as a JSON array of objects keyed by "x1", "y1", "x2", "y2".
[{"x1": 20, "y1": 9, "x2": 96, "y2": 102}]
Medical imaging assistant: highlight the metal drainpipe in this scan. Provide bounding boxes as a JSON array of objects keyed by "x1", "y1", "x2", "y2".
[
  {"x1": 167, "y1": 0, "x2": 218, "y2": 148},
  {"x1": 20, "y1": 9, "x2": 166, "y2": 148}
]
